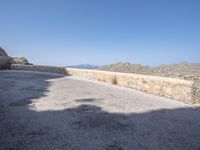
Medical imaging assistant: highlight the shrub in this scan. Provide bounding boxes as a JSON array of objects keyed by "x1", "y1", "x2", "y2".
[{"x1": 111, "y1": 76, "x2": 118, "y2": 85}]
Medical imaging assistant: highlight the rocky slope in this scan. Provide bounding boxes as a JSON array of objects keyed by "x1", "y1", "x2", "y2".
[
  {"x1": 98, "y1": 62, "x2": 152, "y2": 74},
  {"x1": 98, "y1": 62, "x2": 200, "y2": 81}
]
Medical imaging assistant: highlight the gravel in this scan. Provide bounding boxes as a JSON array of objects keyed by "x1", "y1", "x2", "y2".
[{"x1": 0, "y1": 70, "x2": 200, "y2": 150}]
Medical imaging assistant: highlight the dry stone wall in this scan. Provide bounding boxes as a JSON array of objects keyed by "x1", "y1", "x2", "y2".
[
  {"x1": 65, "y1": 68, "x2": 199, "y2": 104},
  {"x1": 11, "y1": 64, "x2": 66, "y2": 74}
]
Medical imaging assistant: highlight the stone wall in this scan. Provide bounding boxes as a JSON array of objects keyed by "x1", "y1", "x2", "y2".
[
  {"x1": 11, "y1": 64, "x2": 66, "y2": 74},
  {"x1": 65, "y1": 68, "x2": 199, "y2": 104},
  {"x1": 192, "y1": 82, "x2": 200, "y2": 104},
  {"x1": 10, "y1": 64, "x2": 199, "y2": 104}
]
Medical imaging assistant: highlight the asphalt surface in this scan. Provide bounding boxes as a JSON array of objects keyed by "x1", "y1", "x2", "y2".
[{"x1": 0, "y1": 70, "x2": 200, "y2": 150}]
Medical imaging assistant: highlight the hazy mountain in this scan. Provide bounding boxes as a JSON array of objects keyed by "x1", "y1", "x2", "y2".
[
  {"x1": 67, "y1": 64, "x2": 99, "y2": 69},
  {"x1": 97, "y1": 62, "x2": 152, "y2": 74}
]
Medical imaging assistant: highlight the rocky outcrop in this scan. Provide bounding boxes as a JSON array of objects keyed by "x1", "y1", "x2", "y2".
[
  {"x1": 0, "y1": 47, "x2": 31, "y2": 69},
  {"x1": 0, "y1": 56, "x2": 11, "y2": 70},
  {"x1": 0, "y1": 47, "x2": 8, "y2": 56},
  {"x1": 11, "y1": 57, "x2": 30, "y2": 65},
  {"x1": 0, "y1": 47, "x2": 11, "y2": 69}
]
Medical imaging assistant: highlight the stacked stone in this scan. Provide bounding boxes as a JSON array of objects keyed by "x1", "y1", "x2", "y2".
[
  {"x1": 11, "y1": 64, "x2": 66, "y2": 74},
  {"x1": 66, "y1": 68, "x2": 199, "y2": 104}
]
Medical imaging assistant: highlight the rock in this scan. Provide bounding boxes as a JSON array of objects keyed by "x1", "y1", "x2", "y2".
[
  {"x1": 0, "y1": 47, "x2": 31, "y2": 69},
  {"x1": 11, "y1": 57, "x2": 30, "y2": 65},
  {"x1": 0, "y1": 47, "x2": 11, "y2": 69},
  {"x1": 0, "y1": 56, "x2": 11, "y2": 69},
  {"x1": 0, "y1": 47, "x2": 8, "y2": 56}
]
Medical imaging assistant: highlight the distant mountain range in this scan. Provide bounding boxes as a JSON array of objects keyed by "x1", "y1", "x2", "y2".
[{"x1": 66, "y1": 64, "x2": 99, "y2": 69}]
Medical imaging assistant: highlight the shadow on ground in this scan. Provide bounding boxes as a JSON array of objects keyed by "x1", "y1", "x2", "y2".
[{"x1": 0, "y1": 71, "x2": 200, "y2": 150}]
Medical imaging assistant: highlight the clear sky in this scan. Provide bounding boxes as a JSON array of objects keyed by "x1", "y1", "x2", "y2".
[{"x1": 0, "y1": 0, "x2": 200, "y2": 66}]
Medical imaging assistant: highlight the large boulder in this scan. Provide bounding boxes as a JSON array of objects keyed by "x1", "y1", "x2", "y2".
[{"x1": 0, "y1": 47, "x2": 11, "y2": 69}]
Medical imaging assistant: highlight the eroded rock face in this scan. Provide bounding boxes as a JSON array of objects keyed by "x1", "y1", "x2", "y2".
[{"x1": 0, "y1": 47, "x2": 11, "y2": 69}]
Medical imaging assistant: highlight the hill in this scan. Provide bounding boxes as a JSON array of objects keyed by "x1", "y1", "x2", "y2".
[
  {"x1": 97, "y1": 62, "x2": 200, "y2": 81},
  {"x1": 67, "y1": 64, "x2": 98, "y2": 69}
]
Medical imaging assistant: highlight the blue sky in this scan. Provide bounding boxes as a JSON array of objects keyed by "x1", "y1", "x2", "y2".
[{"x1": 0, "y1": 0, "x2": 200, "y2": 66}]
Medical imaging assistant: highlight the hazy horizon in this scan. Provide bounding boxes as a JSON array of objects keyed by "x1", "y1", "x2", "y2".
[{"x1": 1, "y1": 0, "x2": 200, "y2": 67}]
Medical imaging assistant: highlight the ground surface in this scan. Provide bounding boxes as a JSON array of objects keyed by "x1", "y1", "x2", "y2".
[{"x1": 0, "y1": 70, "x2": 200, "y2": 150}]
